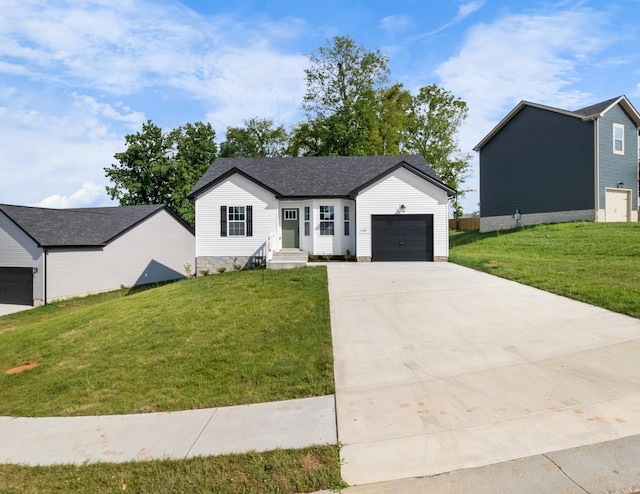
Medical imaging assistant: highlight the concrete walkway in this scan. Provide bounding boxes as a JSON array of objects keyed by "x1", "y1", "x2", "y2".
[
  {"x1": 0, "y1": 396, "x2": 336, "y2": 465},
  {"x1": 327, "y1": 262, "x2": 640, "y2": 487}
]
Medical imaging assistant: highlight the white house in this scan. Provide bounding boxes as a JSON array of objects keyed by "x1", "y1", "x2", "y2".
[
  {"x1": 188, "y1": 156, "x2": 455, "y2": 272},
  {"x1": 0, "y1": 204, "x2": 194, "y2": 305}
]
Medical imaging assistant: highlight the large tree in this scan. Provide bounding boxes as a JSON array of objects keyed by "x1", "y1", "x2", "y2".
[
  {"x1": 219, "y1": 118, "x2": 289, "y2": 157},
  {"x1": 293, "y1": 35, "x2": 390, "y2": 156},
  {"x1": 402, "y1": 84, "x2": 472, "y2": 200},
  {"x1": 104, "y1": 120, "x2": 216, "y2": 226},
  {"x1": 292, "y1": 37, "x2": 472, "y2": 213}
]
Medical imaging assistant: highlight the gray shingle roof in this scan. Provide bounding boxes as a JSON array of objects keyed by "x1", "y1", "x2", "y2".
[
  {"x1": 189, "y1": 155, "x2": 454, "y2": 198},
  {"x1": 475, "y1": 95, "x2": 640, "y2": 151},
  {"x1": 0, "y1": 204, "x2": 169, "y2": 247},
  {"x1": 573, "y1": 96, "x2": 622, "y2": 117}
]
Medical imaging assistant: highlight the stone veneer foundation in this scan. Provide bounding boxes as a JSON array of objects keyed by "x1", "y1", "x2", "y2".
[{"x1": 196, "y1": 256, "x2": 264, "y2": 275}]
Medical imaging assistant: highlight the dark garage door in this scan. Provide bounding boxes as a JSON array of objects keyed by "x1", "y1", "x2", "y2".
[
  {"x1": 371, "y1": 214, "x2": 434, "y2": 261},
  {"x1": 0, "y1": 267, "x2": 33, "y2": 305}
]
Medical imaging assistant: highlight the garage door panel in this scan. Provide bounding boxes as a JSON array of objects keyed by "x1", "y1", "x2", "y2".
[
  {"x1": 0, "y1": 267, "x2": 33, "y2": 305},
  {"x1": 605, "y1": 189, "x2": 630, "y2": 222},
  {"x1": 371, "y1": 215, "x2": 433, "y2": 262}
]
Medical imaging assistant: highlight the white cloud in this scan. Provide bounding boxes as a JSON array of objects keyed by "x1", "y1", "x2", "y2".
[
  {"x1": 72, "y1": 93, "x2": 145, "y2": 129},
  {"x1": 0, "y1": 0, "x2": 308, "y2": 109},
  {"x1": 202, "y1": 48, "x2": 308, "y2": 133},
  {"x1": 32, "y1": 181, "x2": 105, "y2": 208},
  {"x1": 0, "y1": 0, "x2": 311, "y2": 207},
  {"x1": 380, "y1": 15, "x2": 413, "y2": 34},
  {"x1": 436, "y1": 6, "x2": 611, "y2": 146},
  {"x1": 420, "y1": 1, "x2": 485, "y2": 38},
  {"x1": 0, "y1": 98, "x2": 127, "y2": 207},
  {"x1": 433, "y1": 5, "x2": 616, "y2": 213}
]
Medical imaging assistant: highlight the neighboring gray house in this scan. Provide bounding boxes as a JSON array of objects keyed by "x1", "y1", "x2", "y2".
[
  {"x1": 188, "y1": 155, "x2": 455, "y2": 272},
  {"x1": 0, "y1": 204, "x2": 194, "y2": 305},
  {"x1": 474, "y1": 95, "x2": 640, "y2": 232}
]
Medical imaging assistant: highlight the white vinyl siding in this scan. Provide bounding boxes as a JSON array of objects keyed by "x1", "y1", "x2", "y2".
[
  {"x1": 356, "y1": 168, "x2": 449, "y2": 259},
  {"x1": 46, "y1": 209, "x2": 194, "y2": 301},
  {"x1": 195, "y1": 174, "x2": 278, "y2": 257},
  {"x1": 0, "y1": 212, "x2": 44, "y2": 303}
]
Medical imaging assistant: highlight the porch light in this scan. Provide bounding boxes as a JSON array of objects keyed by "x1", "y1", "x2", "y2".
[
  {"x1": 400, "y1": 204, "x2": 406, "y2": 213},
  {"x1": 617, "y1": 181, "x2": 624, "y2": 188}
]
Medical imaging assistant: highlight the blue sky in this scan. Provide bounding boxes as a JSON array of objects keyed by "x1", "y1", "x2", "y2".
[{"x1": 1, "y1": 0, "x2": 639, "y2": 214}]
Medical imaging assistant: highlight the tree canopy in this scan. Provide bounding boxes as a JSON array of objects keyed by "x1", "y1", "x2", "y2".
[
  {"x1": 104, "y1": 121, "x2": 216, "y2": 226},
  {"x1": 291, "y1": 36, "x2": 472, "y2": 211},
  {"x1": 105, "y1": 35, "x2": 473, "y2": 217},
  {"x1": 219, "y1": 118, "x2": 288, "y2": 158}
]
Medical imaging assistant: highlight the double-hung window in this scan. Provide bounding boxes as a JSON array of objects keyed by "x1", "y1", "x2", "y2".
[
  {"x1": 304, "y1": 206, "x2": 310, "y2": 236},
  {"x1": 228, "y1": 206, "x2": 245, "y2": 236},
  {"x1": 220, "y1": 205, "x2": 253, "y2": 237},
  {"x1": 344, "y1": 206, "x2": 350, "y2": 236},
  {"x1": 319, "y1": 205, "x2": 334, "y2": 235},
  {"x1": 613, "y1": 123, "x2": 624, "y2": 155}
]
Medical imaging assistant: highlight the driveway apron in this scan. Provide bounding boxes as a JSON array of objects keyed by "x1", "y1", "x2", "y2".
[{"x1": 327, "y1": 262, "x2": 640, "y2": 486}]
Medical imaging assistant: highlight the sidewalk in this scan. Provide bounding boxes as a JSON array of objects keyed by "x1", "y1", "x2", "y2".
[{"x1": 0, "y1": 395, "x2": 336, "y2": 465}]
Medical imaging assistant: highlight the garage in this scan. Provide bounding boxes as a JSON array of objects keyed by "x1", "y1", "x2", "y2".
[
  {"x1": 371, "y1": 214, "x2": 434, "y2": 261},
  {"x1": 0, "y1": 267, "x2": 33, "y2": 305}
]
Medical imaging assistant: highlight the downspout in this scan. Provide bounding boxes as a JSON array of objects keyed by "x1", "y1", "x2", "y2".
[
  {"x1": 594, "y1": 118, "x2": 600, "y2": 220},
  {"x1": 43, "y1": 248, "x2": 48, "y2": 305}
]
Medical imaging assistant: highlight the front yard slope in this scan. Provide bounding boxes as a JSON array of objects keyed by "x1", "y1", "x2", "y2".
[
  {"x1": 0, "y1": 267, "x2": 334, "y2": 417},
  {"x1": 450, "y1": 222, "x2": 640, "y2": 319}
]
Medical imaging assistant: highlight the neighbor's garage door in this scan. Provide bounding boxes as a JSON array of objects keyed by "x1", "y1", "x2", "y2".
[
  {"x1": 0, "y1": 267, "x2": 33, "y2": 305},
  {"x1": 371, "y1": 214, "x2": 434, "y2": 261},
  {"x1": 605, "y1": 189, "x2": 630, "y2": 222}
]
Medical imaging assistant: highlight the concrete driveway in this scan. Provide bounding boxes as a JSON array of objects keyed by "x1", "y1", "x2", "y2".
[{"x1": 327, "y1": 262, "x2": 640, "y2": 486}]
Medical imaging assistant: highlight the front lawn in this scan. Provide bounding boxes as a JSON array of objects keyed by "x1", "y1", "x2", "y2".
[
  {"x1": 450, "y1": 222, "x2": 640, "y2": 318},
  {"x1": 0, "y1": 267, "x2": 334, "y2": 417}
]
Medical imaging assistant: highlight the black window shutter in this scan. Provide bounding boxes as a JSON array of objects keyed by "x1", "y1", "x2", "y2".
[
  {"x1": 220, "y1": 206, "x2": 227, "y2": 237},
  {"x1": 246, "y1": 205, "x2": 253, "y2": 237}
]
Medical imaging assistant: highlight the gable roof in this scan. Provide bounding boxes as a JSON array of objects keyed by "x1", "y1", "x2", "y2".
[
  {"x1": 474, "y1": 95, "x2": 640, "y2": 151},
  {"x1": 0, "y1": 204, "x2": 185, "y2": 248},
  {"x1": 188, "y1": 155, "x2": 455, "y2": 199}
]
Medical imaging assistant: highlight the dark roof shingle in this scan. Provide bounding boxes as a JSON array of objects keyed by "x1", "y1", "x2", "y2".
[
  {"x1": 573, "y1": 96, "x2": 622, "y2": 117},
  {"x1": 189, "y1": 155, "x2": 453, "y2": 198},
  {"x1": 0, "y1": 204, "x2": 168, "y2": 247}
]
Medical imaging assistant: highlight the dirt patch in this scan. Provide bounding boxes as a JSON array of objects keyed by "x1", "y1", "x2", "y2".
[
  {"x1": 300, "y1": 452, "x2": 322, "y2": 472},
  {"x1": 5, "y1": 360, "x2": 41, "y2": 375}
]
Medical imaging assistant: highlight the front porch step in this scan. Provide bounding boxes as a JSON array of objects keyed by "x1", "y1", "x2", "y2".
[{"x1": 267, "y1": 250, "x2": 309, "y2": 270}]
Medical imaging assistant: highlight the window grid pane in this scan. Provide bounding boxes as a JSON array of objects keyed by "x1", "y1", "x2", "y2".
[
  {"x1": 228, "y1": 206, "x2": 246, "y2": 236},
  {"x1": 320, "y1": 206, "x2": 334, "y2": 235},
  {"x1": 320, "y1": 205, "x2": 334, "y2": 220},
  {"x1": 320, "y1": 221, "x2": 334, "y2": 235}
]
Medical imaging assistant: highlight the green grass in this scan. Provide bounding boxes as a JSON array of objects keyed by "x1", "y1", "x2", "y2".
[
  {"x1": 0, "y1": 445, "x2": 344, "y2": 494},
  {"x1": 0, "y1": 267, "x2": 334, "y2": 417},
  {"x1": 450, "y1": 222, "x2": 640, "y2": 318}
]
